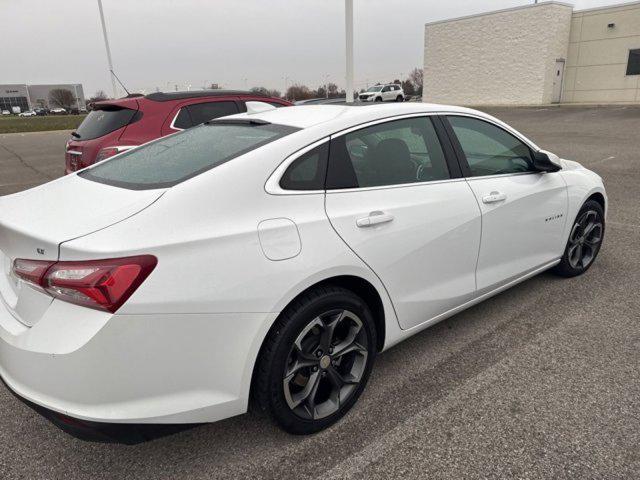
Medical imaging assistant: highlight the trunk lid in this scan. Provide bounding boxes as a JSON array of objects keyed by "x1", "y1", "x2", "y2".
[{"x1": 0, "y1": 174, "x2": 164, "y2": 327}]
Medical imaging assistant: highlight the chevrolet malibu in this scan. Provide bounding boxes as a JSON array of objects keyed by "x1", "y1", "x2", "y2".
[{"x1": 0, "y1": 103, "x2": 606, "y2": 434}]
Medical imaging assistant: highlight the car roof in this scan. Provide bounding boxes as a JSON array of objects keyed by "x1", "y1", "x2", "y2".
[
  {"x1": 226, "y1": 103, "x2": 482, "y2": 130},
  {"x1": 92, "y1": 90, "x2": 275, "y2": 109},
  {"x1": 145, "y1": 90, "x2": 268, "y2": 102}
]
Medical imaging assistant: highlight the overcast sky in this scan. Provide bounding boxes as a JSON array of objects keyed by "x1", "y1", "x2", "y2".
[{"x1": 1, "y1": 0, "x2": 627, "y2": 97}]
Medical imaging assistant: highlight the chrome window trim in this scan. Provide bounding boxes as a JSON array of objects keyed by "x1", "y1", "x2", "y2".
[
  {"x1": 464, "y1": 171, "x2": 541, "y2": 182},
  {"x1": 325, "y1": 177, "x2": 468, "y2": 194},
  {"x1": 330, "y1": 112, "x2": 439, "y2": 139}
]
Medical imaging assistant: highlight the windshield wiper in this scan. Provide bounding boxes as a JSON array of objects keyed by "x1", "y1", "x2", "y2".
[{"x1": 70, "y1": 131, "x2": 81, "y2": 138}]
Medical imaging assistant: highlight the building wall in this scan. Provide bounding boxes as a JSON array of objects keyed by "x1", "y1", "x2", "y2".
[
  {"x1": 423, "y1": 3, "x2": 573, "y2": 105},
  {"x1": 28, "y1": 84, "x2": 86, "y2": 109},
  {"x1": 0, "y1": 84, "x2": 29, "y2": 112},
  {"x1": 563, "y1": 2, "x2": 640, "y2": 103},
  {"x1": 0, "y1": 84, "x2": 86, "y2": 111}
]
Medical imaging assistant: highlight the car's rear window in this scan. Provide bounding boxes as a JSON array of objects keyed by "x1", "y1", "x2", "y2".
[
  {"x1": 79, "y1": 121, "x2": 299, "y2": 190},
  {"x1": 75, "y1": 107, "x2": 138, "y2": 140}
]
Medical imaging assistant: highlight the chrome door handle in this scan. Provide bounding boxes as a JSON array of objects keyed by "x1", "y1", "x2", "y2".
[
  {"x1": 482, "y1": 191, "x2": 507, "y2": 204},
  {"x1": 356, "y1": 211, "x2": 394, "y2": 228}
]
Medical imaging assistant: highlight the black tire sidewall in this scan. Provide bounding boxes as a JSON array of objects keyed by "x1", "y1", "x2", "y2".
[
  {"x1": 555, "y1": 200, "x2": 605, "y2": 277},
  {"x1": 264, "y1": 289, "x2": 377, "y2": 434}
]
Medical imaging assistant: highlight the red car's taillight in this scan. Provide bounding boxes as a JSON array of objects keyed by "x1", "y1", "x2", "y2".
[{"x1": 12, "y1": 256, "x2": 157, "y2": 313}]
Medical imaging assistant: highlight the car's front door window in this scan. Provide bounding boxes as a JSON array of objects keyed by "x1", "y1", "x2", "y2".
[{"x1": 448, "y1": 116, "x2": 535, "y2": 177}]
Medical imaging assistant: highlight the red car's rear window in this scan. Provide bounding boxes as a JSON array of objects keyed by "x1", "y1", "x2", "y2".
[{"x1": 75, "y1": 107, "x2": 139, "y2": 141}]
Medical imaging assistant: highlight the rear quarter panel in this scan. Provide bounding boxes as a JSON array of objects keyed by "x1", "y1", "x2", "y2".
[{"x1": 59, "y1": 130, "x2": 396, "y2": 321}]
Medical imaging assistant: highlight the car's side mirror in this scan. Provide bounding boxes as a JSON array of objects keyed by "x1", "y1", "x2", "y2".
[{"x1": 532, "y1": 150, "x2": 562, "y2": 172}]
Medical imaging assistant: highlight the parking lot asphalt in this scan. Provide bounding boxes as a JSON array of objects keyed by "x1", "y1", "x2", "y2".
[{"x1": 0, "y1": 106, "x2": 639, "y2": 479}]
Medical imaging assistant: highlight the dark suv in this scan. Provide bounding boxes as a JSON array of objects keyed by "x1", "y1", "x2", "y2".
[{"x1": 65, "y1": 90, "x2": 291, "y2": 174}]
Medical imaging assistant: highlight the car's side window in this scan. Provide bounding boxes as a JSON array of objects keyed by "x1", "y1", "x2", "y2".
[
  {"x1": 327, "y1": 117, "x2": 450, "y2": 189},
  {"x1": 186, "y1": 101, "x2": 239, "y2": 125},
  {"x1": 448, "y1": 116, "x2": 535, "y2": 177},
  {"x1": 280, "y1": 143, "x2": 328, "y2": 191},
  {"x1": 172, "y1": 108, "x2": 192, "y2": 129}
]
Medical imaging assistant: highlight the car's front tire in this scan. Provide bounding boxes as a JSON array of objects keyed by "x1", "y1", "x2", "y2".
[
  {"x1": 253, "y1": 286, "x2": 377, "y2": 434},
  {"x1": 553, "y1": 199, "x2": 605, "y2": 277},
  {"x1": 375, "y1": 97, "x2": 383, "y2": 102}
]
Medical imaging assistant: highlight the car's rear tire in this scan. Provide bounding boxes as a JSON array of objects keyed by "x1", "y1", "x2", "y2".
[
  {"x1": 253, "y1": 286, "x2": 377, "y2": 434},
  {"x1": 396, "y1": 95, "x2": 404, "y2": 102},
  {"x1": 553, "y1": 199, "x2": 605, "y2": 277}
]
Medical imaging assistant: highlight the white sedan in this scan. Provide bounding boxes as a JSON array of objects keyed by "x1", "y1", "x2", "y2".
[{"x1": 0, "y1": 103, "x2": 606, "y2": 434}]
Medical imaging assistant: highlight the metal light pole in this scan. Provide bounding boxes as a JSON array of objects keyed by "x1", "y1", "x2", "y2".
[
  {"x1": 345, "y1": 0, "x2": 354, "y2": 103},
  {"x1": 73, "y1": 84, "x2": 79, "y2": 110},
  {"x1": 283, "y1": 76, "x2": 291, "y2": 98},
  {"x1": 97, "y1": 0, "x2": 117, "y2": 99}
]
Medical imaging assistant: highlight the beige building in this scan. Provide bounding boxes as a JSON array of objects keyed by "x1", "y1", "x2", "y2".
[{"x1": 423, "y1": 1, "x2": 640, "y2": 105}]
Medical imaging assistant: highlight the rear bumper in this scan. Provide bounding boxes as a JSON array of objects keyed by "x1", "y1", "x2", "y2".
[{"x1": 0, "y1": 299, "x2": 276, "y2": 424}]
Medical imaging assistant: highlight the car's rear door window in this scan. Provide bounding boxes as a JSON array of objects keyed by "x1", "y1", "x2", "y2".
[
  {"x1": 186, "y1": 101, "x2": 239, "y2": 125},
  {"x1": 327, "y1": 116, "x2": 450, "y2": 189},
  {"x1": 80, "y1": 121, "x2": 298, "y2": 190},
  {"x1": 75, "y1": 107, "x2": 139, "y2": 140}
]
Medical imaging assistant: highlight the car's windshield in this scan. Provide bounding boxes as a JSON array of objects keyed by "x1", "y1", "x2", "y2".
[
  {"x1": 80, "y1": 121, "x2": 299, "y2": 190},
  {"x1": 366, "y1": 86, "x2": 383, "y2": 92}
]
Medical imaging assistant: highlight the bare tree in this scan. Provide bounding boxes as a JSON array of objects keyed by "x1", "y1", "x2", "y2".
[
  {"x1": 401, "y1": 79, "x2": 416, "y2": 96},
  {"x1": 408, "y1": 68, "x2": 424, "y2": 94},
  {"x1": 285, "y1": 84, "x2": 314, "y2": 101},
  {"x1": 250, "y1": 86, "x2": 282, "y2": 98},
  {"x1": 88, "y1": 90, "x2": 108, "y2": 104},
  {"x1": 316, "y1": 85, "x2": 327, "y2": 98},
  {"x1": 49, "y1": 88, "x2": 75, "y2": 109},
  {"x1": 326, "y1": 82, "x2": 340, "y2": 98}
]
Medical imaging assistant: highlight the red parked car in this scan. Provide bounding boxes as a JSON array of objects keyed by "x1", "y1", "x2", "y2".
[{"x1": 65, "y1": 90, "x2": 291, "y2": 174}]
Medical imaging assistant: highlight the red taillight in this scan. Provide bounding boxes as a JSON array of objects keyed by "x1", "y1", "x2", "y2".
[
  {"x1": 12, "y1": 259, "x2": 54, "y2": 287},
  {"x1": 12, "y1": 256, "x2": 157, "y2": 313}
]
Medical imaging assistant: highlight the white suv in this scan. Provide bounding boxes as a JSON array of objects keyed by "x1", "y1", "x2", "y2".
[{"x1": 358, "y1": 84, "x2": 404, "y2": 102}]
